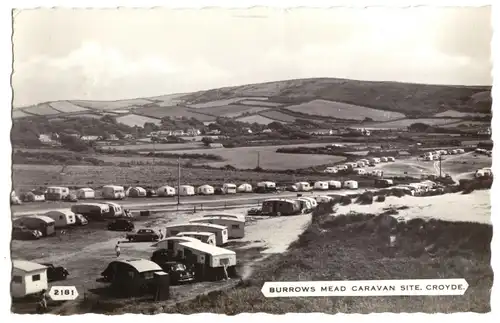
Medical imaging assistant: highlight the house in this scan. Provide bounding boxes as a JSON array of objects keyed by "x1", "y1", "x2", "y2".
[
  {"x1": 76, "y1": 188, "x2": 95, "y2": 199},
  {"x1": 185, "y1": 128, "x2": 201, "y2": 136},
  {"x1": 165, "y1": 223, "x2": 228, "y2": 246},
  {"x1": 13, "y1": 215, "x2": 56, "y2": 236},
  {"x1": 207, "y1": 129, "x2": 221, "y2": 135},
  {"x1": 190, "y1": 217, "x2": 245, "y2": 239},
  {"x1": 11, "y1": 260, "x2": 48, "y2": 299},
  {"x1": 477, "y1": 128, "x2": 491, "y2": 136},
  {"x1": 38, "y1": 134, "x2": 60, "y2": 145},
  {"x1": 44, "y1": 210, "x2": 77, "y2": 228},
  {"x1": 262, "y1": 129, "x2": 272, "y2": 133}
]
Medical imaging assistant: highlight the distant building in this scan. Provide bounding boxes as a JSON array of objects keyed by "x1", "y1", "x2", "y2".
[
  {"x1": 262, "y1": 129, "x2": 272, "y2": 133},
  {"x1": 185, "y1": 128, "x2": 201, "y2": 136},
  {"x1": 207, "y1": 129, "x2": 221, "y2": 135},
  {"x1": 38, "y1": 133, "x2": 61, "y2": 146},
  {"x1": 209, "y1": 143, "x2": 224, "y2": 148},
  {"x1": 478, "y1": 128, "x2": 491, "y2": 136},
  {"x1": 80, "y1": 135, "x2": 99, "y2": 142}
]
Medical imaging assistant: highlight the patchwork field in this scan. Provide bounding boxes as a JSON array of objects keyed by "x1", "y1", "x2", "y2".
[
  {"x1": 22, "y1": 103, "x2": 60, "y2": 116},
  {"x1": 364, "y1": 118, "x2": 459, "y2": 129},
  {"x1": 285, "y1": 99, "x2": 406, "y2": 121},
  {"x1": 49, "y1": 101, "x2": 89, "y2": 113},
  {"x1": 147, "y1": 93, "x2": 187, "y2": 106},
  {"x1": 260, "y1": 110, "x2": 297, "y2": 122},
  {"x1": 115, "y1": 114, "x2": 162, "y2": 127},
  {"x1": 236, "y1": 115, "x2": 279, "y2": 125},
  {"x1": 188, "y1": 97, "x2": 268, "y2": 109},
  {"x1": 134, "y1": 106, "x2": 216, "y2": 121},
  {"x1": 239, "y1": 100, "x2": 283, "y2": 107},
  {"x1": 99, "y1": 142, "x2": 204, "y2": 151},
  {"x1": 70, "y1": 98, "x2": 154, "y2": 110},
  {"x1": 440, "y1": 121, "x2": 491, "y2": 128},
  {"x1": 198, "y1": 105, "x2": 270, "y2": 118},
  {"x1": 433, "y1": 110, "x2": 490, "y2": 118}
]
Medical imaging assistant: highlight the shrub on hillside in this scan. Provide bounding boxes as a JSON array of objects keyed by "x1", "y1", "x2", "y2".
[
  {"x1": 339, "y1": 196, "x2": 352, "y2": 205},
  {"x1": 376, "y1": 195, "x2": 386, "y2": 202},
  {"x1": 357, "y1": 191, "x2": 374, "y2": 205}
]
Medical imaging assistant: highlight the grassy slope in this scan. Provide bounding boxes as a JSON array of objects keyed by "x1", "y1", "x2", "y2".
[
  {"x1": 14, "y1": 78, "x2": 492, "y2": 120},
  {"x1": 159, "y1": 206, "x2": 492, "y2": 314}
]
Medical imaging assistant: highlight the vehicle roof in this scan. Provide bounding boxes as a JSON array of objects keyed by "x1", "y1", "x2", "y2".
[
  {"x1": 178, "y1": 241, "x2": 236, "y2": 257},
  {"x1": 166, "y1": 223, "x2": 227, "y2": 230},
  {"x1": 13, "y1": 260, "x2": 47, "y2": 272},
  {"x1": 104, "y1": 202, "x2": 122, "y2": 208},
  {"x1": 180, "y1": 185, "x2": 194, "y2": 189},
  {"x1": 73, "y1": 202, "x2": 109, "y2": 208},
  {"x1": 77, "y1": 188, "x2": 95, "y2": 192},
  {"x1": 21, "y1": 215, "x2": 55, "y2": 223},
  {"x1": 203, "y1": 213, "x2": 245, "y2": 219},
  {"x1": 190, "y1": 217, "x2": 245, "y2": 224},
  {"x1": 44, "y1": 209, "x2": 75, "y2": 217},
  {"x1": 223, "y1": 183, "x2": 236, "y2": 187},
  {"x1": 47, "y1": 186, "x2": 68, "y2": 189},
  {"x1": 177, "y1": 231, "x2": 216, "y2": 237},
  {"x1": 263, "y1": 198, "x2": 297, "y2": 204},
  {"x1": 103, "y1": 185, "x2": 124, "y2": 189},
  {"x1": 113, "y1": 259, "x2": 162, "y2": 273},
  {"x1": 153, "y1": 236, "x2": 201, "y2": 246},
  {"x1": 198, "y1": 184, "x2": 214, "y2": 188}
]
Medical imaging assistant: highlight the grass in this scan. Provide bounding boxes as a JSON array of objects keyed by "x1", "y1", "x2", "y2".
[
  {"x1": 239, "y1": 100, "x2": 283, "y2": 107},
  {"x1": 364, "y1": 118, "x2": 460, "y2": 129},
  {"x1": 260, "y1": 110, "x2": 297, "y2": 122},
  {"x1": 154, "y1": 207, "x2": 492, "y2": 314},
  {"x1": 21, "y1": 103, "x2": 60, "y2": 116},
  {"x1": 115, "y1": 114, "x2": 162, "y2": 127},
  {"x1": 49, "y1": 101, "x2": 90, "y2": 113},
  {"x1": 12, "y1": 110, "x2": 30, "y2": 118},
  {"x1": 70, "y1": 99, "x2": 155, "y2": 110},
  {"x1": 284, "y1": 99, "x2": 405, "y2": 121},
  {"x1": 188, "y1": 97, "x2": 269, "y2": 109},
  {"x1": 195, "y1": 105, "x2": 270, "y2": 118},
  {"x1": 133, "y1": 106, "x2": 216, "y2": 121},
  {"x1": 433, "y1": 110, "x2": 489, "y2": 118}
]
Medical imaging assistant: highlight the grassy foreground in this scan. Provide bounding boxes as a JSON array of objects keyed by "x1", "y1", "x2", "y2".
[{"x1": 159, "y1": 204, "x2": 492, "y2": 314}]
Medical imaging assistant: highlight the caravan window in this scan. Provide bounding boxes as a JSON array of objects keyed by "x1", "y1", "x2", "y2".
[
  {"x1": 12, "y1": 276, "x2": 22, "y2": 284},
  {"x1": 219, "y1": 258, "x2": 229, "y2": 265},
  {"x1": 32, "y1": 274, "x2": 41, "y2": 281},
  {"x1": 231, "y1": 224, "x2": 239, "y2": 229},
  {"x1": 59, "y1": 216, "x2": 63, "y2": 220},
  {"x1": 143, "y1": 272, "x2": 154, "y2": 280}
]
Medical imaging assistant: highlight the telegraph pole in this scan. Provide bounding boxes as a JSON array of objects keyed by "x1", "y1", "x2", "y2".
[
  {"x1": 177, "y1": 158, "x2": 181, "y2": 205},
  {"x1": 439, "y1": 154, "x2": 443, "y2": 178},
  {"x1": 257, "y1": 151, "x2": 260, "y2": 169}
]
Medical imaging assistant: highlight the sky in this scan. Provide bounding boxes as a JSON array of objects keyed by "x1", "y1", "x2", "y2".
[{"x1": 12, "y1": 6, "x2": 492, "y2": 107}]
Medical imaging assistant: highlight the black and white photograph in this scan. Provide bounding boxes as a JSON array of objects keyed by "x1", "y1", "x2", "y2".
[{"x1": 7, "y1": 5, "x2": 493, "y2": 315}]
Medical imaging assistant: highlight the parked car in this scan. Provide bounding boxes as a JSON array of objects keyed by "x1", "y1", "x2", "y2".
[
  {"x1": 126, "y1": 229, "x2": 160, "y2": 242},
  {"x1": 153, "y1": 261, "x2": 195, "y2": 285},
  {"x1": 12, "y1": 226, "x2": 42, "y2": 240},
  {"x1": 41, "y1": 263, "x2": 69, "y2": 282},
  {"x1": 286, "y1": 185, "x2": 298, "y2": 192},
  {"x1": 74, "y1": 214, "x2": 88, "y2": 226},
  {"x1": 107, "y1": 219, "x2": 135, "y2": 231}
]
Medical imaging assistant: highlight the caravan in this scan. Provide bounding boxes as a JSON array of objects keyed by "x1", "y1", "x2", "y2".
[
  {"x1": 165, "y1": 223, "x2": 228, "y2": 246},
  {"x1": 313, "y1": 181, "x2": 329, "y2": 190},
  {"x1": 179, "y1": 185, "x2": 195, "y2": 196},
  {"x1": 43, "y1": 210, "x2": 77, "y2": 228},
  {"x1": 236, "y1": 183, "x2": 252, "y2": 193},
  {"x1": 190, "y1": 217, "x2": 245, "y2": 239},
  {"x1": 157, "y1": 185, "x2": 176, "y2": 197},
  {"x1": 76, "y1": 188, "x2": 95, "y2": 199},
  {"x1": 102, "y1": 185, "x2": 126, "y2": 200},
  {"x1": 176, "y1": 232, "x2": 217, "y2": 246},
  {"x1": 255, "y1": 181, "x2": 277, "y2": 193},
  {"x1": 261, "y1": 199, "x2": 301, "y2": 216},
  {"x1": 45, "y1": 187, "x2": 70, "y2": 201},
  {"x1": 13, "y1": 216, "x2": 56, "y2": 237},
  {"x1": 197, "y1": 185, "x2": 214, "y2": 195},
  {"x1": 71, "y1": 203, "x2": 110, "y2": 220},
  {"x1": 222, "y1": 183, "x2": 237, "y2": 194},
  {"x1": 295, "y1": 182, "x2": 312, "y2": 192}
]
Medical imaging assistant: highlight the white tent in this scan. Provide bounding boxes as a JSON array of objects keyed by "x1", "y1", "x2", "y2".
[
  {"x1": 129, "y1": 186, "x2": 147, "y2": 197},
  {"x1": 237, "y1": 183, "x2": 253, "y2": 193},
  {"x1": 157, "y1": 185, "x2": 176, "y2": 197},
  {"x1": 76, "y1": 188, "x2": 95, "y2": 199}
]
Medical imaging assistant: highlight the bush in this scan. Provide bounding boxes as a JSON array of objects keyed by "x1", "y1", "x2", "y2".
[
  {"x1": 376, "y1": 195, "x2": 386, "y2": 202},
  {"x1": 339, "y1": 196, "x2": 352, "y2": 205},
  {"x1": 357, "y1": 191, "x2": 374, "y2": 205}
]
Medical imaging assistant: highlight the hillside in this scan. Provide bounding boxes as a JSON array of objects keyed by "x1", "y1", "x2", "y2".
[{"x1": 12, "y1": 78, "x2": 491, "y2": 126}]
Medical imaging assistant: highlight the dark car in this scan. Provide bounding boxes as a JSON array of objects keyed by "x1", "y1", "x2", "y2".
[
  {"x1": 146, "y1": 189, "x2": 157, "y2": 198},
  {"x1": 214, "y1": 187, "x2": 224, "y2": 195},
  {"x1": 247, "y1": 208, "x2": 262, "y2": 216},
  {"x1": 126, "y1": 229, "x2": 160, "y2": 242},
  {"x1": 12, "y1": 226, "x2": 42, "y2": 240},
  {"x1": 150, "y1": 250, "x2": 194, "y2": 284},
  {"x1": 107, "y1": 219, "x2": 135, "y2": 231},
  {"x1": 42, "y1": 263, "x2": 69, "y2": 282}
]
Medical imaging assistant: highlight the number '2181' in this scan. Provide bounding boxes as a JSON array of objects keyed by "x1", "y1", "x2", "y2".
[{"x1": 48, "y1": 286, "x2": 79, "y2": 300}]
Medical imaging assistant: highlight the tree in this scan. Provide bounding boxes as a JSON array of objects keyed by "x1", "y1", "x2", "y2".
[
  {"x1": 408, "y1": 122, "x2": 431, "y2": 132},
  {"x1": 201, "y1": 137, "x2": 214, "y2": 146}
]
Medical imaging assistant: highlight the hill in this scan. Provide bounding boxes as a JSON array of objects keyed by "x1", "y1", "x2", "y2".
[{"x1": 12, "y1": 78, "x2": 491, "y2": 126}]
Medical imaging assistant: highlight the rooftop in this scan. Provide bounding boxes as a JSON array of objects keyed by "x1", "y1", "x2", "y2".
[
  {"x1": 179, "y1": 241, "x2": 236, "y2": 257},
  {"x1": 13, "y1": 260, "x2": 47, "y2": 273}
]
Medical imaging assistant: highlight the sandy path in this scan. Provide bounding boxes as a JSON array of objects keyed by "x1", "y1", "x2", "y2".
[{"x1": 334, "y1": 190, "x2": 491, "y2": 224}]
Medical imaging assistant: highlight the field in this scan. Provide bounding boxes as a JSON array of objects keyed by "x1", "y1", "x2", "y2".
[
  {"x1": 285, "y1": 99, "x2": 406, "y2": 121},
  {"x1": 235, "y1": 115, "x2": 278, "y2": 125},
  {"x1": 147, "y1": 93, "x2": 187, "y2": 106},
  {"x1": 440, "y1": 121, "x2": 491, "y2": 128},
  {"x1": 134, "y1": 107, "x2": 215, "y2": 121},
  {"x1": 188, "y1": 97, "x2": 268, "y2": 109},
  {"x1": 69, "y1": 113, "x2": 106, "y2": 119},
  {"x1": 115, "y1": 114, "x2": 162, "y2": 127},
  {"x1": 49, "y1": 101, "x2": 89, "y2": 113},
  {"x1": 99, "y1": 142, "x2": 204, "y2": 151},
  {"x1": 12, "y1": 110, "x2": 30, "y2": 118},
  {"x1": 22, "y1": 103, "x2": 60, "y2": 116},
  {"x1": 70, "y1": 99, "x2": 155, "y2": 110},
  {"x1": 239, "y1": 100, "x2": 283, "y2": 107},
  {"x1": 433, "y1": 110, "x2": 489, "y2": 118},
  {"x1": 259, "y1": 110, "x2": 297, "y2": 122},
  {"x1": 364, "y1": 118, "x2": 459, "y2": 129},
  {"x1": 196, "y1": 105, "x2": 270, "y2": 118}
]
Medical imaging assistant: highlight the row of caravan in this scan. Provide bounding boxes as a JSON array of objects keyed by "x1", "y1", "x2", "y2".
[
  {"x1": 324, "y1": 157, "x2": 395, "y2": 174},
  {"x1": 293, "y1": 180, "x2": 359, "y2": 192}
]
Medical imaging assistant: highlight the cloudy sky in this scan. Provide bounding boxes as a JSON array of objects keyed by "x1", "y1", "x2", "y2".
[{"x1": 12, "y1": 6, "x2": 492, "y2": 107}]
